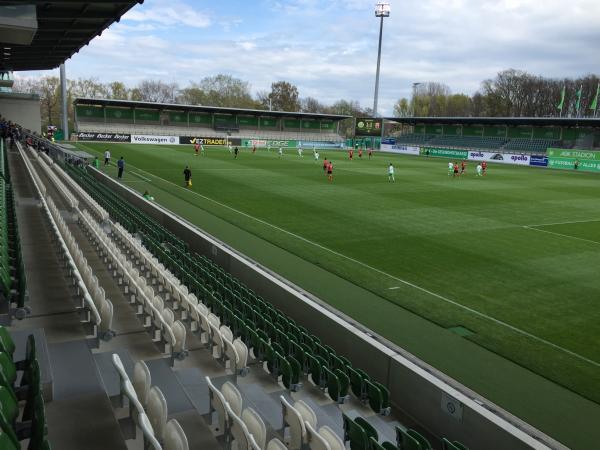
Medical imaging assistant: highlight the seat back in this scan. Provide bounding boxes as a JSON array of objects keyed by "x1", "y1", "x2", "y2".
[
  {"x1": 294, "y1": 400, "x2": 317, "y2": 429},
  {"x1": 0, "y1": 386, "x2": 19, "y2": 423},
  {"x1": 280, "y1": 395, "x2": 305, "y2": 450},
  {"x1": 266, "y1": 438, "x2": 288, "y2": 450},
  {"x1": 173, "y1": 321, "x2": 187, "y2": 353},
  {"x1": 442, "y1": 439, "x2": 468, "y2": 450},
  {"x1": 355, "y1": 417, "x2": 378, "y2": 441},
  {"x1": 305, "y1": 421, "x2": 330, "y2": 450},
  {"x1": 221, "y1": 381, "x2": 242, "y2": 416},
  {"x1": 396, "y1": 427, "x2": 422, "y2": 450},
  {"x1": 233, "y1": 338, "x2": 248, "y2": 368},
  {"x1": 0, "y1": 353, "x2": 16, "y2": 386},
  {"x1": 164, "y1": 419, "x2": 189, "y2": 450},
  {"x1": 242, "y1": 407, "x2": 266, "y2": 450},
  {"x1": 132, "y1": 360, "x2": 151, "y2": 406},
  {"x1": 229, "y1": 404, "x2": 252, "y2": 450},
  {"x1": 147, "y1": 386, "x2": 168, "y2": 442},
  {"x1": 139, "y1": 412, "x2": 162, "y2": 450},
  {"x1": 318, "y1": 426, "x2": 345, "y2": 450},
  {"x1": 343, "y1": 414, "x2": 369, "y2": 450},
  {"x1": 220, "y1": 325, "x2": 234, "y2": 342}
]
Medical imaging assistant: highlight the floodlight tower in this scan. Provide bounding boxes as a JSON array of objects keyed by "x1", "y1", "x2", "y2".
[{"x1": 372, "y1": 1, "x2": 390, "y2": 117}]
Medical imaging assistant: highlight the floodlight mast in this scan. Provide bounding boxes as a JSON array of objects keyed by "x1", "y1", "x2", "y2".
[{"x1": 372, "y1": 2, "x2": 390, "y2": 117}]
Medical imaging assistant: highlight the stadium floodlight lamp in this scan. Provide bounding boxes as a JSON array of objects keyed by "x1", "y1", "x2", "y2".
[{"x1": 375, "y1": 2, "x2": 390, "y2": 17}]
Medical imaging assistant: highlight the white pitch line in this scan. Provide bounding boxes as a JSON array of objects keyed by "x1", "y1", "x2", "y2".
[
  {"x1": 124, "y1": 163, "x2": 600, "y2": 368},
  {"x1": 522, "y1": 226, "x2": 600, "y2": 246},
  {"x1": 388, "y1": 286, "x2": 401, "y2": 290},
  {"x1": 130, "y1": 171, "x2": 151, "y2": 182},
  {"x1": 525, "y1": 218, "x2": 600, "y2": 227}
]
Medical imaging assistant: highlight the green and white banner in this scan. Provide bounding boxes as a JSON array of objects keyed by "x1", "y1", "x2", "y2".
[
  {"x1": 547, "y1": 148, "x2": 600, "y2": 172},
  {"x1": 242, "y1": 139, "x2": 297, "y2": 148},
  {"x1": 420, "y1": 147, "x2": 469, "y2": 159}
]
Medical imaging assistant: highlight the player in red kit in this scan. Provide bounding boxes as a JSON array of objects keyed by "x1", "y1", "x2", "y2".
[
  {"x1": 368, "y1": 148, "x2": 373, "y2": 159},
  {"x1": 349, "y1": 149, "x2": 354, "y2": 160},
  {"x1": 460, "y1": 160, "x2": 466, "y2": 175},
  {"x1": 453, "y1": 163, "x2": 459, "y2": 177},
  {"x1": 194, "y1": 142, "x2": 200, "y2": 156},
  {"x1": 482, "y1": 160, "x2": 487, "y2": 175},
  {"x1": 252, "y1": 145, "x2": 256, "y2": 154},
  {"x1": 327, "y1": 161, "x2": 333, "y2": 182},
  {"x1": 323, "y1": 158, "x2": 328, "y2": 173},
  {"x1": 358, "y1": 149, "x2": 363, "y2": 158}
]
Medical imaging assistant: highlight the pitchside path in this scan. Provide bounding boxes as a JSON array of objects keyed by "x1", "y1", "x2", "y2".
[{"x1": 74, "y1": 143, "x2": 600, "y2": 450}]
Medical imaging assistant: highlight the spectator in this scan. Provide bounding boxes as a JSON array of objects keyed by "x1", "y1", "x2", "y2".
[
  {"x1": 117, "y1": 157, "x2": 125, "y2": 179},
  {"x1": 143, "y1": 190, "x2": 155, "y2": 201},
  {"x1": 93, "y1": 156, "x2": 100, "y2": 169}
]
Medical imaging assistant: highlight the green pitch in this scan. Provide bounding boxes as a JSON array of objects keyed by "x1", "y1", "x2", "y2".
[{"x1": 75, "y1": 142, "x2": 600, "y2": 449}]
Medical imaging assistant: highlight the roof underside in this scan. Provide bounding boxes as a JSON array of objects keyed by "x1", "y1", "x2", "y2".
[
  {"x1": 74, "y1": 97, "x2": 353, "y2": 121},
  {"x1": 385, "y1": 116, "x2": 600, "y2": 128},
  {"x1": 0, "y1": 1, "x2": 142, "y2": 71}
]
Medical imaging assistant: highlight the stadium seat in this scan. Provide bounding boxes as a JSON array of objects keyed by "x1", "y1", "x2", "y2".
[
  {"x1": 442, "y1": 438, "x2": 469, "y2": 450},
  {"x1": 366, "y1": 380, "x2": 391, "y2": 415},
  {"x1": 267, "y1": 438, "x2": 288, "y2": 450},
  {"x1": 164, "y1": 419, "x2": 189, "y2": 450},
  {"x1": 319, "y1": 427, "x2": 344, "y2": 450},
  {"x1": 306, "y1": 421, "x2": 330, "y2": 450},
  {"x1": 132, "y1": 360, "x2": 151, "y2": 407},
  {"x1": 221, "y1": 381, "x2": 243, "y2": 417},
  {"x1": 0, "y1": 328, "x2": 15, "y2": 357},
  {"x1": 147, "y1": 386, "x2": 168, "y2": 443},
  {"x1": 0, "y1": 386, "x2": 18, "y2": 423},
  {"x1": 396, "y1": 427, "x2": 432, "y2": 450},
  {"x1": 139, "y1": 412, "x2": 162, "y2": 450},
  {"x1": 349, "y1": 367, "x2": 369, "y2": 401},
  {"x1": 343, "y1": 414, "x2": 370, "y2": 450},
  {"x1": 280, "y1": 395, "x2": 307, "y2": 450},
  {"x1": 206, "y1": 377, "x2": 229, "y2": 435},
  {"x1": 242, "y1": 407, "x2": 266, "y2": 450},
  {"x1": 228, "y1": 403, "x2": 256, "y2": 450}
]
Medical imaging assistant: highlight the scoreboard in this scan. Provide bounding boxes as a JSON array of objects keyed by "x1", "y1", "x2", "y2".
[{"x1": 355, "y1": 118, "x2": 383, "y2": 136}]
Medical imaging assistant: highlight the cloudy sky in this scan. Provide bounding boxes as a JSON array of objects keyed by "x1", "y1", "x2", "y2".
[{"x1": 16, "y1": 0, "x2": 600, "y2": 115}]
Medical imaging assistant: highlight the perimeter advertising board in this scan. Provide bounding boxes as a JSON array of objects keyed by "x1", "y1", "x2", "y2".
[
  {"x1": 179, "y1": 136, "x2": 240, "y2": 146},
  {"x1": 241, "y1": 139, "x2": 297, "y2": 148},
  {"x1": 547, "y1": 148, "x2": 600, "y2": 172},
  {"x1": 355, "y1": 118, "x2": 383, "y2": 136},
  {"x1": 529, "y1": 155, "x2": 548, "y2": 167},
  {"x1": 76, "y1": 132, "x2": 131, "y2": 142},
  {"x1": 467, "y1": 151, "x2": 530, "y2": 166},
  {"x1": 420, "y1": 147, "x2": 469, "y2": 159},
  {"x1": 131, "y1": 135, "x2": 180, "y2": 145},
  {"x1": 380, "y1": 144, "x2": 420, "y2": 155}
]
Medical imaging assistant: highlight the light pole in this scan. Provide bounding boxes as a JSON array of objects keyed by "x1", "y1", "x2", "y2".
[
  {"x1": 412, "y1": 82, "x2": 422, "y2": 117},
  {"x1": 372, "y1": 2, "x2": 390, "y2": 117}
]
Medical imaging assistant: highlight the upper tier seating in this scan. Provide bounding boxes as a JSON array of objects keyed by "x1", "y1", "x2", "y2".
[
  {"x1": 428, "y1": 135, "x2": 507, "y2": 149},
  {"x1": 502, "y1": 138, "x2": 559, "y2": 153}
]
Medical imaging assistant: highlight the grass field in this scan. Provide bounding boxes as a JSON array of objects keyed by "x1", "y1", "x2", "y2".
[{"x1": 75, "y1": 141, "x2": 600, "y2": 446}]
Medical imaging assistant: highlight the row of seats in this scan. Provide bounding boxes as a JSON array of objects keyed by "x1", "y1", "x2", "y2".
[
  {"x1": 503, "y1": 138, "x2": 559, "y2": 152},
  {"x1": 17, "y1": 143, "x2": 111, "y2": 342},
  {"x1": 78, "y1": 209, "x2": 182, "y2": 358},
  {"x1": 75, "y1": 123, "x2": 344, "y2": 143},
  {"x1": 111, "y1": 354, "x2": 188, "y2": 450},
  {"x1": 63, "y1": 163, "x2": 469, "y2": 449},
  {"x1": 33, "y1": 149, "x2": 79, "y2": 210},
  {"x1": 0, "y1": 139, "x2": 27, "y2": 317},
  {"x1": 0, "y1": 327, "x2": 50, "y2": 449},
  {"x1": 428, "y1": 136, "x2": 507, "y2": 149},
  {"x1": 66, "y1": 163, "x2": 392, "y2": 414}
]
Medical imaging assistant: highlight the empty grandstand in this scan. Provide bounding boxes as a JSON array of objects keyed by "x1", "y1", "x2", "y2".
[
  {"x1": 386, "y1": 117, "x2": 600, "y2": 153},
  {"x1": 74, "y1": 98, "x2": 349, "y2": 144}
]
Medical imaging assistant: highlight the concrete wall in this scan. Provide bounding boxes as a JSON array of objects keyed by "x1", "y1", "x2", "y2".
[
  {"x1": 0, "y1": 92, "x2": 41, "y2": 133},
  {"x1": 89, "y1": 168, "x2": 560, "y2": 450}
]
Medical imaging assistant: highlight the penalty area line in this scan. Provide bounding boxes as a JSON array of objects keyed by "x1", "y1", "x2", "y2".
[
  {"x1": 523, "y1": 226, "x2": 600, "y2": 246},
  {"x1": 126, "y1": 162, "x2": 600, "y2": 368}
]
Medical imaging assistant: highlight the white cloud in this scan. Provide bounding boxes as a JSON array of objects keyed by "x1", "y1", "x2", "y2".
[{"x1": 13, "y1": 0, "x2": 600, "y2": 115}]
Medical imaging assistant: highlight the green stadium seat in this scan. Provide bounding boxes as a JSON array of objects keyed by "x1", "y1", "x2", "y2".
[
  {"x1": 382, "y1": 442, "x2": 398, "y2": 450},
  {"x1": 0, "y1": 385, "x2": 18, "y2": 423},
  {"x1": 349, "y1": 367, "x2": 369, "y2": 401},
  {"x1": 0, "y1": 406, "x2": 19, "y2": 448},
  {"x1": 343, "y1": 414, "x2": 370, "y2": 450},
  {"x1": 366, "y1": 379, "x2": 391, "y2": 415},
  {"x1": 307, "y1": 354, "x2": 327, "y2": 389},
  {"x1": 0, "y1": 429, "x2": 18, "y2": 450},
  {"x1": 27, "y1": 393, "x2": 47, "y2": 450},
  {"x1": 0, "y1": 328, "x2": 15, "y2": 357},
  {"x1": 442, "y1": 438, "x2": 469, "y2": 450},
  {"x1": 0, "y1": 353, "x2": 16, "y2": 387},
  {"x1": 396, "y1": 427, "x2": 432, "y2": 450},
  {"x1": 354, "y1": 417, "x2": 378, "y2": 441}
]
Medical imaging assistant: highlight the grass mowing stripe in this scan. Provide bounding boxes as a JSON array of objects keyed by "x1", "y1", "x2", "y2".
[
  {"x1": 523, "y1": 226, "x2": 600, "y2": 246},
  {"x1": 124, "y1": 159, "x2": 600, "y2": 369},
  {"x1": 525, "y1": 218, "x2": 600, "y2": 227}
]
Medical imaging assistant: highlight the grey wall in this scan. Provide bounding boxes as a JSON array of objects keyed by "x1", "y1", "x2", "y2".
[
  {"x1": 0, "y1": 92, "x2": 41, "y2": 133},
  {"x1": 89, "y1": 168, "x2": 558, "y2": 450}
]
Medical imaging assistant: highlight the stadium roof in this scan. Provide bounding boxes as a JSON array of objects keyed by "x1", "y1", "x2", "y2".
[
  {"x1": 74, "y1": 97, "x2": 353, "y2": 121},
  {"x1": 0, "y1": 1, "x2": 143, "y2": 72},
  {"x1": 385, "y1": 116, "x2": 600, "y2": 128}
]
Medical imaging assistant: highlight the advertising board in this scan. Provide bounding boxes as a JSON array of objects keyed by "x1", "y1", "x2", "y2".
[
  {"x1": 467, "y1": 151, "x2": 530, "y2": 166},
  {"x1": 131, "y1": 135, "x2": 180, "y2": 145},
  {"x1": 420, "y1": 147, "x2": 469, "y2": 159},
  {"x1": 179, "y1": 136, "x2": 240, "y2": 146},
  {"x1": 380, "y1": 144, "x2": 420, "y2": 155},
  {"x1": 76, "y1": 132, "x2": 131, "y2": 142}
]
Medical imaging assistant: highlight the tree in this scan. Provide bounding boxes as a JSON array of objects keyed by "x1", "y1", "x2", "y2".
[
  {"x1": 106, "y1": 81, "x2": 129, "y2": 100},
  {"x1": 177, "y1": 86, "x2": 206, "y2": 105},
  {"x1": 301, "y1": 97, "x2": 326, "y2": 113},
  {"x1": 264, "y1": 81, "x2": 300, "y2": 112},
  {"x1": 393, "y1": 98, "x2": 410, "y2": 117},
  {"x1": 135, "y1": 80, "x2": 178, "y2": 103},
  {"x1": 195, "y1": 74, "x2": 258, "y2": 108}
]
